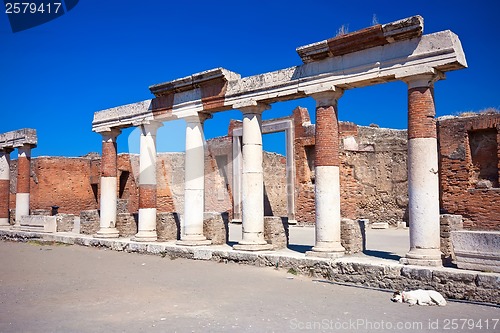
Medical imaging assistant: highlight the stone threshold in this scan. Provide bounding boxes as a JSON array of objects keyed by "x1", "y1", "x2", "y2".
[{"x1": 0, "y1": 228, "x2": 498, "y2": 305}]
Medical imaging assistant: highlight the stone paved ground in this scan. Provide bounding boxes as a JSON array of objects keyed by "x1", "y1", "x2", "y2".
[{"x1": 1, "y1": 241, "x2": 498, "y2": 333}]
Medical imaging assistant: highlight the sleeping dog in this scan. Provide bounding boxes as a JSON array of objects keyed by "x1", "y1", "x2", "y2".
[{"x1": 391, "y1": 289, "x2": 447, "y2": 306}]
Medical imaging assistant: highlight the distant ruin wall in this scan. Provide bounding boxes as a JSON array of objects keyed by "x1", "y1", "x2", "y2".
[{"x1": 438, "y1": 112, "x2": 500, "y2": 230}]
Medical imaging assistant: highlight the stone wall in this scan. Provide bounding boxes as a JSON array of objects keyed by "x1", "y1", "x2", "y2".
[
  {"x1": 293, "y1": 107, "x2": 408, "y2": 225},
  {"x1": 438, "y1": 112, "x2": 500, "y2": 230}
]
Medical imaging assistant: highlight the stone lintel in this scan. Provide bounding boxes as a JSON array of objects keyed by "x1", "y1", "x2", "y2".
[
  {"x1": 0, "y1": 128, "x2": 37, "y2": 150},
  {"x1": 296, "y1": 15, "x2": 423, "y2": 63},
  {"x1": 92, "y1": 99, "x2": 155, "y2": 133}
]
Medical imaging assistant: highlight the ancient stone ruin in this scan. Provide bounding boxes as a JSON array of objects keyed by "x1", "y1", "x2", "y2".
[{"x1": 1, "y1": 16, "x2": 499, "y2": 277}]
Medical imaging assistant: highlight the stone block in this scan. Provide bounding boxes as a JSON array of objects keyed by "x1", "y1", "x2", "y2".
[
  {"x1": 203, "y1": 212, "x2": 227, "y2": 245},
  {"x1": 341, "y1": 218, "x2": 365, "y2": 254},
  {"x1": 264, "y1": 216, "x2": 288, "y2": 249},
  {"x1": 79, "y1": 210, "x2": 99, "y2": 235},
  {"x1": 116, "y1": 213, "x2": 137, "y2": 237},
  {"x1": 19, "y1": 215, "x2": 56, "y2": 233},
  {"x1": 156, "y1": 212, "x2": 180, "y2": 241},
  {"x1": 440, "y1": 214, "x2": 463, "y2": 265},
  {"x1": 452, "y1": 230, "x2": 500, "y2": 273},
  {"x1": 56, "y1": 214, "x2": 75, "y2": 232}
]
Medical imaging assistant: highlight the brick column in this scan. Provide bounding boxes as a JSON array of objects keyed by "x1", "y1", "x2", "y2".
[
  {"x1": 0, "y1": 148, "x2": 12, "y2": 226},
  {"x1": 177, "y1": 114, "x2": 212, "y2": 246},
  {"x1": 404, "y1": 75, "x2": 442, "y2": 266},
  {"x1": 306, "y1": 90, "x2": 345, "y2": 258},
  {"x1": 233, "y1": 103, "x2": 273, "y2": 251},
  {"x1": 14, "y1": 144, "x2": 33, "y2": 227},
  {"x1": 133, "y1": 121, "x2": 163, "y2": 242},
  {"x1": 95, "y1": 129, "x2": 121, "y2": 238}
]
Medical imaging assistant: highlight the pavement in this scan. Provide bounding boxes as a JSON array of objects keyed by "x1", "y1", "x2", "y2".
[{"x1": 0, "y1": 240, "x2": 498, "y2": 333}]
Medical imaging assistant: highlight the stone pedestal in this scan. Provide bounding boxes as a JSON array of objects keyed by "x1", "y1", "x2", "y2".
[
  {"x1": 133, "y1": 122, "x2": 162, "y2": 242},
  {"x1": 177, "y1": 115, "x2": 211, "y2": 246},
  {"x1": 0, "y1": 149, "x2": 12, "y2": 226},
  {"x1": 95, "y1": 129, "x2": 121, "y2": 238},
  {"x1": 233, "y1": 104, "x2": 273, "y2": 251},
  {"x1": 306, "y1": 90, "x2": 345, "y2": 258},
  {"x1": 402, "y1": 75, "x2": 442, "y2": 266},
  {"x1": 14, "y1": 145, "x2": 32, "y2": 228}
]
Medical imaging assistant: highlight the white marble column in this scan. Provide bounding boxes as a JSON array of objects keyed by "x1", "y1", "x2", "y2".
[
  {"x1": 403, "y1": 75, "x2": 442, "y2": 266},
  {"x1": 0, "y1": 148, "x2": 12, "y2": 226},
  {"x1": 133, "y1": 121, "x2": 163, "y2": 242},
  {"x1": 231, "y1": 135, "x2": 242, "y2": 223},
  {"x1": 233, "y1": 103, "x2": 273, "y2": 251},
  {"x1": 14, "y1": 145, "x2": 33, "y2": 227},
  {"x1": 306, "y1": 90, "x2": 345, "y2": 258},
  {"x1": 177, "y1": 114, "x2": 211, "y2": 246},
  {"x1": 95, "y1": 129, "x2": 121, "y2": 238}
]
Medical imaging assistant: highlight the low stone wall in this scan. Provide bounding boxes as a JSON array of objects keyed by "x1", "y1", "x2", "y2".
[
  {"x1": 0, "y1": 229, "x2": 498, "y2": 305},
  {"x1": 79, "y1": 210, "x2": 99, "y2": 235},
  {"x1": 264, "y1": 217, "x2": 288, "y2": 249},
  {"x1": 440, "y1": 214, "x2": 463, "y2": 266},
  {"x1": 156, "y1": 212, "x2": 180, "y2": 241},
  {"x1": 56, "y1": 214, "x2": 76, "y2": 233},
  {"x1": 341, "y1": 218, "x2": 365, "y2": 254},
  {"x1": 203, "y1": 212, "x2": 228, "y2": 245},
  {"x1": 116, "y1": 213, "x2": 137, "y2": 237},
  {"x1": 18, "y1": 215, "x2": 57, "y2": 233},
  {"x1": 452, "y1": 230, "x2": 500, "y2": 273}
]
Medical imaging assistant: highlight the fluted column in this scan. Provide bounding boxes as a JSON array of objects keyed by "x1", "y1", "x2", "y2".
[
  {"x1": 306, "y1": 89, "x2": 345, "y2": 258},
  {"x1": 0, "y1": 148, "x2": 12, "y2": 226},
  {"x1": 233, "y1": 103, "x2": 273, "y2": 251},
  {"x1": 177, "y1": 114, "x2": 211, "y2": 246},
  {"x1": 14, "y1": 144, "x2": 33, "y2": 227},
  {"x1": 95, "y1": 129, "x2": 121, "y2": 238},
  {"x1": 133, "y1": 121, "x2": 163, "y2": 242},
  {"x1": 403, "y1": 74, "x2": 442, "y2": 266}
]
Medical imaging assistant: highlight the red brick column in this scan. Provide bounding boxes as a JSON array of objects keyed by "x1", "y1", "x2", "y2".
[
  {"x1": 14, "y1": 144, "x2": 33, "y2": 226},
  {"x1": 0, "y1": 148, "x2": 13, "y2": 226},
  {"x1": 95, "y1": 129, "x2": 121, "y2": 238},
  {"x1": 306, "y1": 89, "x2": 345, "y2": 258},
  {"x1": 404, "y1": 75, "x2": 442, "y2": 266}
]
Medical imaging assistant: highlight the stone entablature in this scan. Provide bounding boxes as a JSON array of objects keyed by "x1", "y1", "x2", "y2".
[{"x1": 0, "y1": 128, "x2": 37, "y2": 149}]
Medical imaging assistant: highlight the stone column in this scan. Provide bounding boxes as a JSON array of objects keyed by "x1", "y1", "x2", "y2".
[
  {"x1": 133, "y1": 121, "x2": 163, "y2": 242},
  {"x1": 233, "y1": 103, "x2": 273, "y2": 251},
  {"x1": 14, "y1": 144, "x2": 33, "y2": 227},
  {"x1": 0, "y1": 148, "x2": 12, "y2": 226},
  {"x1": 403, "y1": 75, "x2": 442, "y2": 266},
  {"x1": 95, "y1": 129, "x2": 121, "y2": 238},
  {"x1": 231, "y1": 136, "x2": 242, "y2": 223},
  {"x1": 285, "y1": 127, "x2": 297, "y2": 225},
  {"x1": 177, "y1": 114, "x2": 211, "y2": 246},
  {"x1": 306, "y1": 90, "x2": 345, "y2": 258}
]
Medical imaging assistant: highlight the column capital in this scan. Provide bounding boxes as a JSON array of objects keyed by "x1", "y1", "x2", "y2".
[
  {"x1": 399, "y1": 71, "x2": 445, "y2": 89},
  {"x1": 307, "y1": 88, "x2": 344, "y2": 107},
  {"x1": 140, "y1": 121, "x2": 163, "y2": 136},
  {"x1": 0, "y1": 147, "x2": 14, "y2": 154},
  {"x1": 184, "y1": 112, "x2": 213, "y2": 125},
  {"x1": 235, "y1": 101, "x2": 270, "y2": 114},
  {"x1": 99, "y1": 128, "x2": 121, "y2": 142}
]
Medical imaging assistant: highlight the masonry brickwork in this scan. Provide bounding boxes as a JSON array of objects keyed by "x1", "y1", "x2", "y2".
[{"x1": 437, "y1": 112, "x2": 500, "y2": 230}]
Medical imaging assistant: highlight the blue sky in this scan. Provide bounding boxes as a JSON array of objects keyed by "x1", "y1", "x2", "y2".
[{"x1": 1, "y1": 0, "x2": 499, "y2": 157}]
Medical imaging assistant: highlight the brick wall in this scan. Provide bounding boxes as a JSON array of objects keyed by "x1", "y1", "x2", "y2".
[{"x1": 437, "y1": 113, "x2": 500, "y2": 230}]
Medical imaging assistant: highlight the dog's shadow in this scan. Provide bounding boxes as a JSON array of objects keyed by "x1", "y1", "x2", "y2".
[{"x1": 363, "y1": 249, "x2": 401, "y2": 261}]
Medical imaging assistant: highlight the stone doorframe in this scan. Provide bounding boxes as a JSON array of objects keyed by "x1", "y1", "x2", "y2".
[{"x1": 230, "y1": 117, "x2": 296, "y2": 224}]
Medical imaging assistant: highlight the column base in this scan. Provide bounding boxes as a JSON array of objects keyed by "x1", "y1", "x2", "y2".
[
  {"x1": 233, "y1": 243, "x2": 273, "y2": 251},
  {"x1": 401, "y1": 248, "x2": 442, "y2": 266},
  {"x1": 132, "y1": 230, "x2": 157, "y2": 242},
  {"x1": 306, "y1": 243, "x2": 345, "y2": 259},
  {"x1": 177, "y1": 234, "x2": 211, "y2": 246},
  {"x1": 0, "y1": 218, "x2": 10, "y2": 226},
  {"x1": 94, "y1": 228, "x2": 119, "y2": 238}
]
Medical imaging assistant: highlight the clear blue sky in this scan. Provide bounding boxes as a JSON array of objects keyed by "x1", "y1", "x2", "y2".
[{"x1": 1, "y1": 0, "x2": 499, "y2": 157}]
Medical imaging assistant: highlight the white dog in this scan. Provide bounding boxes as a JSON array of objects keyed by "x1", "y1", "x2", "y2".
[{"x1": 391, "y1": 289, "x2": 447, "y2": 306}]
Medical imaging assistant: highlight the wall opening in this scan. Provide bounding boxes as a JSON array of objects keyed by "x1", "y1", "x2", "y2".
[{"x1": 468, "y1": 128, "x2": 499, "y2": 188}]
